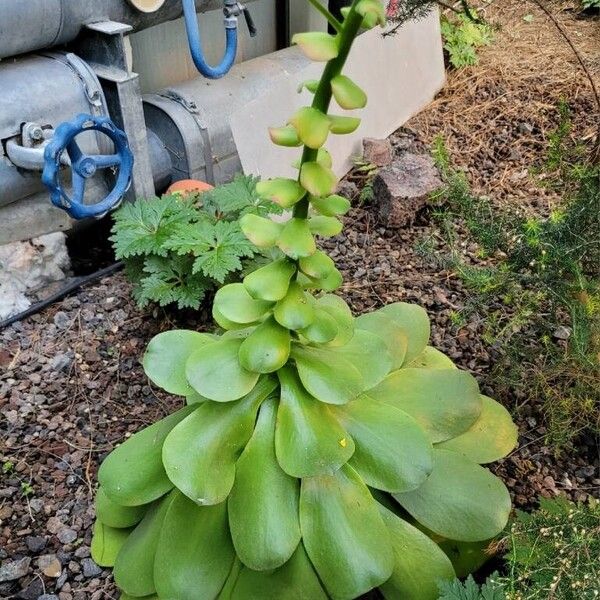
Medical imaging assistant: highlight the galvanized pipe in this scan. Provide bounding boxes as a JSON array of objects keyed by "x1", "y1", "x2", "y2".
[{"x1": 0, "y1": 0, "x2": 254, "y2": 60}]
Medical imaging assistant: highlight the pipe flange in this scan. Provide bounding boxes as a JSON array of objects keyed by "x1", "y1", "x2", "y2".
[{"x1": 126, "y1": 0, "x2": 166, "y2": 13}]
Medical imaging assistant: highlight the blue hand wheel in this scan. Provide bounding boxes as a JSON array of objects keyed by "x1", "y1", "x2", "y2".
[{"x1": 42, "y1": 114, "x2": 134, "y2": 219}]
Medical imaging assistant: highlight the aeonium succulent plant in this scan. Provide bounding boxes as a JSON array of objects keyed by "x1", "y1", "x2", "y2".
[{"x1": 91, "y1": 1, "x2": 518, "y2": 598}]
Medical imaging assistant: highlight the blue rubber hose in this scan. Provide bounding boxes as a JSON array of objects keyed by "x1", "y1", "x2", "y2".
[{"x1": 182, "y1": 0, "x2": 239, "y2": 79}]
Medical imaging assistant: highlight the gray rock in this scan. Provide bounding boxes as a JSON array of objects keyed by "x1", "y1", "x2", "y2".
[
  {"x1": 25, "y1": 536, "x2": 46, "y2": 553},
  {"x1": 553, "y1": 326, "x2": 572, "y2": 340},
  {"x1": 49, "y1": 352, "x2": 74, "y2": 373},
  {"x1": 56, "y1": 528, "x2": 77, "y2": 545},
  {"x1": 81, "y1": 559, "x2": 102, "y2": 579},
  {"x1": 336, "y1": 179, "x2": 359, "y2": 201},
  {"x1": 38, "y1": 595, "x2": 59, "y2": 600},
  {"x1": 16, "y1": 577, "x2": 43, "y2": 600},
  {"x1": 53, "y1": 312, "x2": 71, "y2": 330},
  {"x1": 372, "y1": 153, "x2": 443, "y2": 228},
  {"x1": 0, "y1": 557, "x2": 31, "y2": 582}
]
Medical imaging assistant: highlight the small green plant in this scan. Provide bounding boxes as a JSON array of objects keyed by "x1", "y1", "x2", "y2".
[
  {"x1": 438, "y1": 574, "x2": 505, "y2": 599},
  {"x1": 352, "y1": 156, "x2": 379, "y2": 204},
  {"x1": 440, "y1": 12, "x2": 493, "y2": 69},
  {"x1": 2, "y1": 461, "x2": 14, "y2": 474},
  {"x1": 91, "y1": 3, "x2": 516, "y2": 598},
  {"x1": 499, "y1": 497, "x2": 600, "y2": 599},
  {"x1": 111, "y1": 175, "x2": 280, "y2": 309},
  {"x1": 20, "y1": 481, "x2": 34, "y2": 497},
  {"x1": 581, "y1": 0, "x2": 600, "y2": 10}
]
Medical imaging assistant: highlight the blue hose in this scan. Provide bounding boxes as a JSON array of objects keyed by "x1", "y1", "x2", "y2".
[{"x1": 182, "y1": 0, "x2": 238, "y2": 79}]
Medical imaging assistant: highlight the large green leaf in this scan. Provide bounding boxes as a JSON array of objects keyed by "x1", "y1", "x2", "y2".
[
  {"x1": 256, "y1": 178, "x2": 305, "y2": 208},
  {"x1": 240, "y1": 213, "x2": 283, "y2": 248},
  {"x1": 292, "y1": 32, "x2": 339, "y2": 61},
  {"x1": 96, "y1": 487, "x2": 147, "y2": 529},
  {"x1": 114, "y1": 492, "x2": 174, "y2": 597},
  {"x1": 289, "y1": 107, "x2": 331, "y2": 150},
  {"x1": 355, "y1": 311, "x2": 408, "y2": 370},
  {"x1": 91, "y1": 521, "x2": 131, "y2": 568},
  {"x1": 244, "y1": 258, "x2": 296, "y2": 302},
  {"x1": 276, "y1": 367, "x2": 354, "y2": 477},
  {"x1": 300, "y1": 162, "x2": 337, "y2": 197},
  {"x1": 154, "y1": 493, "x2": 235, "y2": 599},
  {"x1": 379, "y1": 303, "x2": 431, "y2": 364},
  {"x1": 273, "y1": 282, "x2": 315, "y2": 330},
  {"x1": 239, "y1": 317, "x2": 291, "y2": 374},
  {"x1": 231, "y1": 545, "x2": 328, "y2": 600},
  {"x1": 300, "y1": 464, "x2": 394, "y2": 599},
  {"x1": 378, "y1": 504, "x2": 455, "y2": 600},
  {"x1": 408, "y1": 346, "x2": 457, "y2": 370},
  {"x1": 186, "y1": 338, "x2": 260, "y2": 402},
  {"x1": 335, "y1": 395, "x2": 433, "y2": 493},
  {"x1": 436, "y1": 395, "x2": 518, "y2": 464},
  {"x1": 292, "y1": 344, "x2": 364, "y2": 405},
  {"x1": 99, "y1": 405, "x2": 196, "y2": 506},
  {"x1": 162, "y1": 378, "x2": 276, "y2": 505},
  {"x1": 143, "y1": 330, "x2": 214, "y2": 396},
  {"x1": 316, "y1": 294, "x2": 354, "y2": 347},
  {"x1": 331, "y1": 75, "x2": 367, "y2": 110},
  {"x1": 332, "y1": 329, "x2": 392, "y2": 389},
  {"x1": 308, "y1": 216, "x2": 343, "y2": 238},
  {"x1": 213, "y1": 283, "x2": 273, "y2": 325},
  {"x1": 229, "y1": 398, "x2": 301, "y2": 570},
  {"x1": 277, "y1": 218, "x2": 316, "y2": 259},
  {"x1": 393, "y1": 449, "x2": 511, "y2": 542},
  {"x1": 300, "y1": 307, "x2": 339, "y2": 344},
  {"x1": 368, "y1": 368, "x2": 482, "y2": 443}
]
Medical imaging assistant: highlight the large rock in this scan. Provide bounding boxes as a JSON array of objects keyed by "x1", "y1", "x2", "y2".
[
  {"x1": 0, "y1": 233, "x2": 70, "y2": 320},
  {"x1": 372, "y1": 153, "x2": 443, "y2": 228}
]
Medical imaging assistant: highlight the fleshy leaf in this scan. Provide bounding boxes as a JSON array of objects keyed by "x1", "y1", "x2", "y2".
[
  {"x1": 300, "y1": 464, "x2": 394, "y2": 599},
  {"x1": 155, "y1": 493, "x2": 235, "y2": 599},
  {"x1": 91, "y1": 521, "x2": 131, "y2": 568},
  {"x1": 436, "y1": 395, "x2": 518, "y2": 463},
  {"x1": 239, "y1": 317, "x2": 291, "y2": 374},
  {"x1": 213, "y1": 306, "x2": 257, "y2": 331},
  {"x1": 394, "y1": 449, "x2": 512, "y2": 542},
  {"x1": 316, "y1": 294, "x2": 354, "y2": 346},
  {"x1": 143, "y1": 330, "x2": 214, "y2": 396},
  {"x1": 408, "y1": 346, "x2": 457, "y2": 370},
  {"x1": 256, "y1": 178, "x2": 305, "y2": 208},
  {"x1": 186, "y1": 338, "x2": 260, "y2": 402},
  {"x1": 96, "y1": 487, "x2": 147, "y2": 529},
  {"x1": 379, "y1": 303, "x2": 431, "y2": 364},
  {"x1": 292, "y1": 344, "x2": 364, "y2": 405},
  {"x1": 300, "y1": 307, "x2": 339, "y2": 344},
  {"x1": 214, "y1": 283, "x2": 273, "y2": 325},
  {"x1": 162, "y1": 378, "x2": 276, "y2": 505},
  {"x1": 378, "y1": 504, "x2": 455, "y2": 600},
  {"x1": 269, "y1": 125, "x2": 302, "y2": 147},
  {"x1": 300, "y1": 162, "x2": 338, "y2": 197},
  {"x1": 231, "y1": 545, "x2": 328, "y2": 600},
  {"x1": 292, "y1": 32, "x2": 339, "y2": 61},
  {"x1": 356, "y1": 0, "x2": 387, "y2": 27},
  {"x1": 302, "y1": 265, "x2": 343, "y2": 292},
  {"x1": 332, "y1": 329, "x2": 392, "y2": 389},
  {"x1": 297, "y1": 79, "x2": 320, "y2": 94},
  {"x1": 316, "y1": 148, "x2": 333, "y2": 168},
  {"x1": 244, "y1": 258, "x2": 296, "y2": 302},
  {"x1": 229, "y1": 398, "x2": 301, "y2": 570},
  {"x1": 310, "y1": 194, "x2": 351, "y2": 216},
  {"x1": 114, "y1": 492, "x2": 174, "y2": 597},
  {"x1": 334, "y1": 395, "x2": 433, "y2": 493},
  {"x1": 355, "y1": 311, "x2": 408, "y2": 370},
  {"x1": 273, "y1": 282, "x2": 315, "y2": 330},
  {"x1": 308, "y1": 216, "x2": 343, "y2": 238},
  {"x1": 277, "y1": 218, "x2": 317, "y2": 259},
  {"x1": 99, "y1": 405, "x2": 197, "y2": 507},
  {"x1": 298, "y1": 250, "x2": 335, "y2": 279},
  {"x1": 276, "y1": 367, "x2": 355, "y2": 477},
  {"x1": 331, "y1": 75, "x2": 368, "y2": 110},
  {"x1": 289, "y1": 107, "x2": 331, "y2": 150},
  {"x1": 369, "y1": 368, "x2": 482, "y2": 443},
  {"x1": 329, "y1": 115, "x2": 361, "y2": 134},
  {"x1": 240, "y1": 213, "x2": 283, "y2": 248}
]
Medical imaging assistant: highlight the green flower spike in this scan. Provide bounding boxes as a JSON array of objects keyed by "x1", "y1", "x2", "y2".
[{"x1": 92, "y1": 2, "x2": 518, "y2": 598}]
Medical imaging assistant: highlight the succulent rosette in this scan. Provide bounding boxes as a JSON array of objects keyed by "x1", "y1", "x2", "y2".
[{"x1": 92, "y1": 2, "x2": 517, "y2": 599}]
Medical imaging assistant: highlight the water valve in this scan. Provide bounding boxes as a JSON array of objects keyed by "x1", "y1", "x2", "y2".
[{"x1": 42, "y1": 114, "x2": 134, "y2": 220}]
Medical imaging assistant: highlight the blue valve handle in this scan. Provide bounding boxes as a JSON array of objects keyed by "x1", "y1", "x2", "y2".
[{"x1": 42, "y1": 114, "x2": 134, "y2": 220}]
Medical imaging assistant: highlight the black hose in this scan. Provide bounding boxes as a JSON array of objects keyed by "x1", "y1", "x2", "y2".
[{"x1": 0, "y1": 262, "x2": 124, "y2": 331}]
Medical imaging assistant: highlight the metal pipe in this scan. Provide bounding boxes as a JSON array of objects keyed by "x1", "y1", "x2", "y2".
[{"x1": 0, "y1": 0, "x2": 256, "y2": 60}]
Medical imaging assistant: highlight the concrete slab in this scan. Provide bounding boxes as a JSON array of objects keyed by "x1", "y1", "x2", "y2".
[{"x1": 230, "y1": 10, "x2": 445, "y2": 180}]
